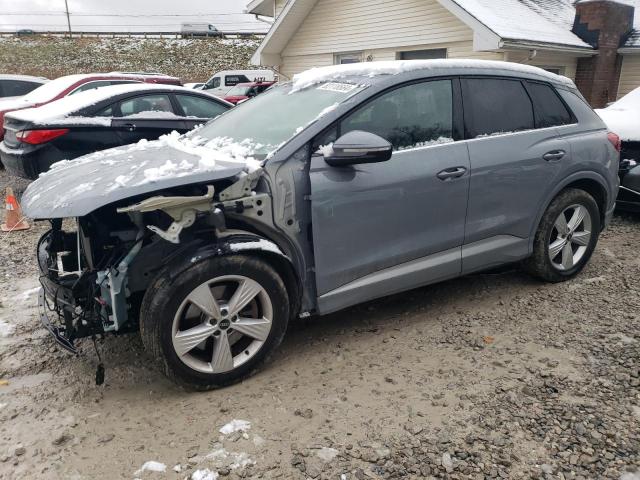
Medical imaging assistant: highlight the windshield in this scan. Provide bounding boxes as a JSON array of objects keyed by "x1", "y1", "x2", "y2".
[
  {"x1": 194, "y1": 81, "x2": 364, "y2": 158},
  {"x1": 226, "y1": 84, "x2": 252, "y2": 97}
]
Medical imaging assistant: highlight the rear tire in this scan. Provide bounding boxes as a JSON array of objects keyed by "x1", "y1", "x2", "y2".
[
  {"x1": 140, "y1": 254, "x2": 289, "y2": 390},
  {"x1": 523, "y1": 188, "x2": 600, "y2": 282}
]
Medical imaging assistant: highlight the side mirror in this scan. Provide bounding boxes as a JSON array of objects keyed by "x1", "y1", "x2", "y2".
[{"x1": 324, "y1": 130, "x2": 393, "y2": 167}]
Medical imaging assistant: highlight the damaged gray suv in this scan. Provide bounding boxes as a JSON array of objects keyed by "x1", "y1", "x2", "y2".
[{"x1": 23, "y1": 60, "x2": 619, "y2": 390}]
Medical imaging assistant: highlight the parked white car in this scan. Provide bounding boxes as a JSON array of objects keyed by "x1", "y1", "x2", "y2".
[{"x1": 201, "y1": 70, "x2": 275, "y2": 97}]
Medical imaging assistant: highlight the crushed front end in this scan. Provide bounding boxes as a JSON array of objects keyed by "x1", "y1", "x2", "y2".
[{"x1": 37, "y1": 214, "x2": 144, "y2": 353}]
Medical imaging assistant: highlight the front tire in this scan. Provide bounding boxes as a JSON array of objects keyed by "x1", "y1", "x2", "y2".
[
  {"x1": 140, "y1": 255, "x2": 289, "y2": 390},
  {"x1": 523, "y1": 188, "x2": 601, "y2": 282}
]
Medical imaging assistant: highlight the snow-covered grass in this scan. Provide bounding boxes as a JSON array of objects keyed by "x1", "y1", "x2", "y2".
[{"x1": 0, "y1": 36, "x2": 262, "y2": 84}]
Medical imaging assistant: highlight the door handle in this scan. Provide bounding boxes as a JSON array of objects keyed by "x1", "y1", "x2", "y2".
[
  {"x1": 121, "y1": 123, "x2": 136, "y2": 132},
  {"x1": 543, "y1": 150, "x2": 565, "y2": 161},
  {"x1": 437, "y1": 167, "x2": 467, "y2": 181}
]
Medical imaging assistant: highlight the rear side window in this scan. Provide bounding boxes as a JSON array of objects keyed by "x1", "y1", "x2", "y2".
[
  {"x1": 462, "y1": 78, "x2": 534, "y2": 138},
  {"x1": 0, "y1": 80, "x2": 41, "y2": 97},
  {"x1": 340, "y1": 79, "x2": 454, "y2": 151},
  {"x1": 175, "y1": 94, "x2": 228, "y2": 118},
  {"x1": 525, "y1": 81, "x2": 573, "y2": 128}
]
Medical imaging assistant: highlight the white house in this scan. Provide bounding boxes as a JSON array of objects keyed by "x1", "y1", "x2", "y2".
[{"x1": 247, "y1": 0, "x2": 640, "y2": 107}]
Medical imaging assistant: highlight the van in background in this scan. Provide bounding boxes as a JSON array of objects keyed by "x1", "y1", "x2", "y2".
[{"x1": 201, "y1": 70, "x2": 276, "y2": 97}]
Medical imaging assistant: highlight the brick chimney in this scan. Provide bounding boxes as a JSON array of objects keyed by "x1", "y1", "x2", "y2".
[{"x1": 572, "y1": 0, "x2": 635, "y2": 107}]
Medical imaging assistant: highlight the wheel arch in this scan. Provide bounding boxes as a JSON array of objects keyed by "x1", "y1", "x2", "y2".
[
  {"x1": 529, "y1": 172, "x2": 609, "y2": 252},
  {"x1": 159, "y1": 232, "x2": 302, "y2": 320}
]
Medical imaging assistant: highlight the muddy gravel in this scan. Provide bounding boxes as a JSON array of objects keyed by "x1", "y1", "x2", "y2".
[{"x1": 0, "y1": 168, "x2": 639, "y2": 480}]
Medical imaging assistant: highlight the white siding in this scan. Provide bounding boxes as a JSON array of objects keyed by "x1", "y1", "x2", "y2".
[
  {"x1": 504, "y1": 51, "x2": 579, "y2": 81},
  {"x1": 275, "y1": 0, "x2": 287, "y2": 17},
  {"x1": 282, "y1": 0, "x2": 473, "y2": 57},
  {"x1": 279, "y1": 41, "x2": 503, "y2": 80},
  {"x1": 280, "y1": 53, "x2": 333, "y2": 79},
  {"x1": 619, "y1": 55, "x2": 640, "y2": 98}
]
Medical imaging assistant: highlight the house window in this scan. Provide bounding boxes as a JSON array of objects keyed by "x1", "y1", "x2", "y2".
[
  {"x1": 334, "y1": 52, "x2": 363, "y2": 65},
  {"x1": 397, "y1": 49, "x2": 447, "y2": 60}
]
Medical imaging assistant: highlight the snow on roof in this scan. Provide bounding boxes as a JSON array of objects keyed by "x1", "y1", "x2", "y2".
[
  {"x1": 290, "y1": 59, "x2": 575, "y2": 92},
  {"x1": 19, "y1": 72, "x2": 176, "y2": 104},
  {"x1": 0, "y1": 74, "x2": 48, "y2": 83},
  {"x1": 7, "y1": 83, "x2": 194, "y2": 124},
  {"x1": 595, "y1": 87, "x2": 640, "y2": 141},
  {"x1": 449, "y1": 0, "x2": 591, "y2": 49}
]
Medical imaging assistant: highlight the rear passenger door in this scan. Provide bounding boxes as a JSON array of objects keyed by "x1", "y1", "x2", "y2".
[
  {"x1": 461, "y1": 77, "x2": 573, "y2": 273},
  {"x1": 110, "y1": 93, "x2": 187, "y2": 144}
]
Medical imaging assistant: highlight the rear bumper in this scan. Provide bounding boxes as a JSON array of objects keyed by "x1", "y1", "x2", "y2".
[{"x1": 0, "y1": 142, "x2": 62, "y2": 179}]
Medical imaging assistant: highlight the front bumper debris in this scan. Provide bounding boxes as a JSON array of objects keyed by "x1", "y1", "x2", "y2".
[{"x1": 38, "y1": 287, "x2": 78, "y2": 354}]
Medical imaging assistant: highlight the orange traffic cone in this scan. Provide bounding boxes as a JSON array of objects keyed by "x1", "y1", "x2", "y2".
[{"x1": 1, "y1": 187, "x2": 30, "y2": 232}]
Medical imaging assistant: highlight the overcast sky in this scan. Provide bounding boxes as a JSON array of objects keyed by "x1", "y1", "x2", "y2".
[{"x1": 0, "y1": 0, "x2": 270, "y2": 33}]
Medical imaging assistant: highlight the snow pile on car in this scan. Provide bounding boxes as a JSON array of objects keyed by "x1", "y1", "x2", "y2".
[
  {"x1": 290, "y1": 59, "x2": 575, "y2": 92},
  {"x1": 21, "y1": 131, "x2": 265, "y2": 219},
  {"x1": 7, "y1": 83, "x2": 189, "y2": 125},
  {"x1": 596, "y1": 87, "x2": 640, "y2": 141}
]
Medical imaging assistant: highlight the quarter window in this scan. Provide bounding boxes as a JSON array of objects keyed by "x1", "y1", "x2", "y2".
[
  {"x1": 525, "y1": 81, "x2": 572, "y2": 128},
  {"x1": 462, "y1": 78, "x2": 534, "y2": 138},
  {"x1": 175, "y1": 94, "x2": 228, "y2": 118},
  {"x1": 340, "y1": 80, "x2": 454, "y2": 151}
]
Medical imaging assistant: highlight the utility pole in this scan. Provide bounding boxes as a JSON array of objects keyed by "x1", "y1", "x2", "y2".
[{"x1": 64, "y1": 0, "x2": 72, "y2": 37}]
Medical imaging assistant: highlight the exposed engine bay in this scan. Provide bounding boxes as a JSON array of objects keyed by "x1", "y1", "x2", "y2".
[{"x1": 37, "y1": 170, "x2": 283, "y2": 354}]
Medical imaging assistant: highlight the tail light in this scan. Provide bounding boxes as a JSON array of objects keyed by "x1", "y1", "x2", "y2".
[
  {"x1": 16, "y1": 128, "x2": 69, "y2": 145},
  {"x1": 607, "y1": 132, "x2": 622, "y2": 153}
]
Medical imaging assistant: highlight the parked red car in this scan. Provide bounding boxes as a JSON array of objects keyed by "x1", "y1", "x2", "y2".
[
  {"x1": 0, "y1": 72, "x2": 181, "y2": 141},
  {"x1": 223, "y1": 80, "x2": 276, "y2": 104}
]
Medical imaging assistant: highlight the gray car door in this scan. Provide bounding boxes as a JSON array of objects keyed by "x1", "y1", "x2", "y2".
[
  {"x1": 460, "y1": 77, "x2": 573, "y2": 273},
  {"x1": 309, "y1": 78, "x2": 470, "y2": 313}
]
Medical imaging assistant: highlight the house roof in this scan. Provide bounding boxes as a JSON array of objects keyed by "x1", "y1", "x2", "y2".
[
  {"x1": 246, "y1": 0, "x2": 274, "y2": 17},
  {"x1": 251, "y1": 0, "x2": 640, "y2": 65},
  {"x1": 446, "y1": 0, "x2": 591, "y2": 50}
]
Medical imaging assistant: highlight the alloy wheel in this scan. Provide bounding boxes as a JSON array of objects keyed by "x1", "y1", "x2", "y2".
[
  {"x1": 171, "y1": 275, "x2": 273, "y2": 374},
  {"x1": 548, "y1": 204, "x2": 593, "y2": 271}
]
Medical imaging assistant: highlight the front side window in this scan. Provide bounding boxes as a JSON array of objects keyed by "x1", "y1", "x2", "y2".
[
  {"x1": 118, "y1": 94, "x2": 174, "y2": 117},
  {"x1": 194, "y1": 81, "x2": 365, "y2": 158},
  {"x1": 462, "y1": 78, "x2": 534, "y2": 138},
  {"x1": 526, "y1": 81, "x2": 572, "y2": 128},
  {"x1": 175, "y1": 94, "x2": 228, "y2": 118},
  {"x1": 340, "y1": 80, "x2": 453, "y2": 151}
]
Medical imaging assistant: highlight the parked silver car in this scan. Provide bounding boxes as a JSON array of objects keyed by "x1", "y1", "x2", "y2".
[{"x1": 22, "y1": 60, "x2": 619, "y2": 390}]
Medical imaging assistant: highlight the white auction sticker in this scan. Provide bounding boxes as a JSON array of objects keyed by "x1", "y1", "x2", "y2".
[{"x1": 317, "y1": 82, "x2": 358, "y2": 93}]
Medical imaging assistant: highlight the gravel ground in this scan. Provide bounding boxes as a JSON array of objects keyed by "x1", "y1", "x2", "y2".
[{"x1": 0, "y1": 168, "x2": 639, "y2": 480}]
